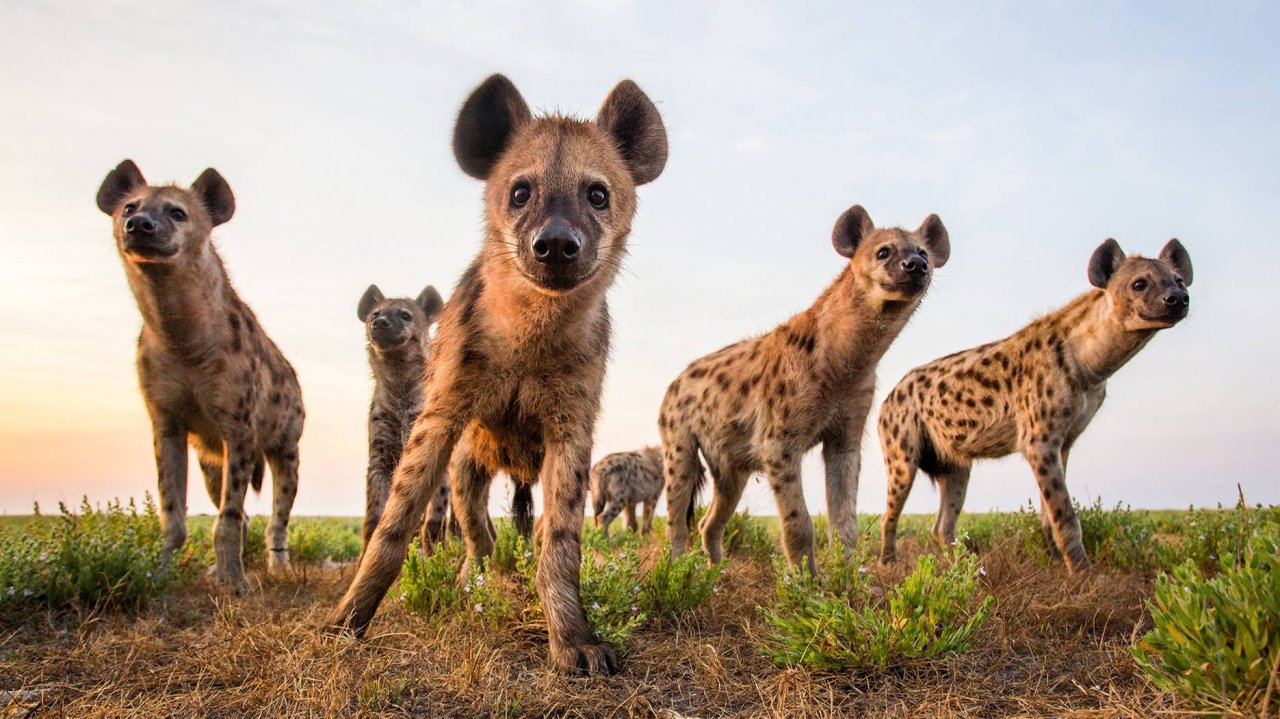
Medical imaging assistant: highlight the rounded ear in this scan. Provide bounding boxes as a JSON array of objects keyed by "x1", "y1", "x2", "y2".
[
  {"x1": 916, "y1": 214, "x2": 950, "y2": 268},
  {"x1": 1159, "y1": 238, "x2": 1193, "y2": 286},
  {"x1": 1088, "y1": 239, "x2": 1126, "y2": 288},
  {"x1": 357, "y1": 284, "x2": 384, "y2": 322},
  {"x1": 96, "y1": 159, "x2": 146, "y2": 215},
  {"x1": 191, "y1": 168, "x2": 235, "y2": 226},
  {"x1": 417, "y1": 285, "x2": 444, "y2": 323},
  {"x1": 832, "y1": 205, "x2": 874, "y2": 258},
  {"x1": 595, "y1": 79, "x2": 668, "y2": 185},
  {"x1": 452, "y1": 74, "x2": 532, "y2": 180}
]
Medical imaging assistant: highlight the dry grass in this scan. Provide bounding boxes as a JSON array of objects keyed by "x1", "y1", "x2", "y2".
[{"x1": 0, "y1": 535, "x2": 1199, "y2": 718}]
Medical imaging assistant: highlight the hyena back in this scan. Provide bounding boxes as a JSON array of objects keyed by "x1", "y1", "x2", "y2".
[
  {"x1": 96, "y1": 160, "x2": 304, "y2": 593},
  {"x1": 659, "y1": 205, "x2": 950, "y2": 572},
  {"x1": 326, "y1": 74, "x2": 667, "y2": 676},
  {"x1": 590, "y1": 446, "x2": 664, "y2": 537},
  {"x1": 877, "y1": 239, "x2": 1193, "y2": 571}
]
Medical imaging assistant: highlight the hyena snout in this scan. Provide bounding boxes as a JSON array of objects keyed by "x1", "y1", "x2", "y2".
[
  {"x1": 121, "y1": 211, "x2": 177, "y2": 258},
  {"x1": 1163, "y1": 288, "x2": 1190, "y2": 310},
  {"x1": 901, "y1": 252, "x2": 929, "y2": 277},
  {"x1": 532, "y1": 219, "x2": 583, "y2": 266}
]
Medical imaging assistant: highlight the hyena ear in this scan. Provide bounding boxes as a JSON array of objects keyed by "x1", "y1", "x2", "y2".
[
  {"x1": 831, "y1": 205, "x2": 874, "y2": 258},
  {"x1": 1088, "y1": 238, "x2": 1126, "y2": 288},
  {"x1": 191, "y1": 168, "x2": 235, "y2": 226},
  {"x1": 417, "y1": 285, "x2": 444, "y2": 323},
  {"x1": 916, "y1": 214, "x2": 950, "y2": 268},
  {"x1": 357, "y1": 284, "x2": 384, "y2": 322},
  {"x1": 595, "y1": 80, "x2": 668, "y2": 186},
  {"x1": 1159, "y1": 238, "x2": 1193, "y2": 286},
  {"x1": 453, "y1": 74, "x2": 532, "y2": 180},
  {"x1": 96, "y1": 159, "x2": 146, "y2": 215}
]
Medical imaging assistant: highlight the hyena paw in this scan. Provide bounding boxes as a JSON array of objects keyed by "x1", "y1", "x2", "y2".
[
  {"x1": 550, "y1": 640, "x2": 619, "y2": 676},
  {"x1": 321, "y1": 603, "x2": 371, "y2": 638},
  {"x1": 267, "y1": 548, "x2": 290, "y2": 574},
  {"x1": 214, "y1": 565, "x2": 251, "y2": 595}
]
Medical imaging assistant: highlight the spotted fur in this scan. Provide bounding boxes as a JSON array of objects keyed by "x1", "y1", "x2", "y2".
[{"x1": 590, "y1": 446, "x2": 664, "y2": 537}]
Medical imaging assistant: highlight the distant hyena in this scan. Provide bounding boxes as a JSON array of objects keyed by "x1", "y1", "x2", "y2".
[
  {"x1": 356, "y1": 284, "x2": 452, "y2": 553},
  {"x1": 96, "y1": 160, "x2": 304, "y2": 592},
  {"x1": 660, "y1": 205, "x2": 950, "y2": 572},
  {"x1": 877, "y1": 239, "x2": 1193, "y2": 571},
  {"x1": 326, "y1": 74, "x2": 667, "y2": 675},
  {"x1": 590, "y1": 447, "x2": 663, "y2": 537}
]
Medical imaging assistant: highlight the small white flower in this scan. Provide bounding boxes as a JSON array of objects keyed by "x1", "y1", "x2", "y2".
[
  {"x1": 475, "y1": 574, "x2": 485, "y2": 587},
  {"x1": 608, "y1": 561, "x2": 618, "y2": 570},
  {"x1": 979, "y1": 566, "x2": 988, "y2": 577},
  {"x1": 464, "y1": 585, "x2": 472, "y2": 594},
  {"x1": 858, "y1": 566, "x2": 869, "y2": 574},
  {"x1": 630, "y1": 605, "x2": 638, "y2": 614},
  {"x1": 591, "y1": 602, "x2": 600, "y2": 611},
  {"x1": 713, "y1": 586, "x2": 720, "y2": 594},
  {"x1": 523, "y1": 550, "x2": 533, "y2": 558},
  {"x1": 22, "y1": 589, "x2": 33, "y2": 597},
  {"x1": 399, "y1": 593, "x2": 406, "y2": 601},
  {"x1": 146, "y1": 571, "x2": 153, "y2": 578},
  {"x1": 474, "y1": 603, "x2": 483, "y2": 613},
  {"x1": 5, "y1": 587, "x2": 13, "y2": 596}
]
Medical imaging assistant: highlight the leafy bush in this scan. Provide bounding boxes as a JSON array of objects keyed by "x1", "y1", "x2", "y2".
[
  {"x1": 759, "y1": 546, "x2": 994, "y2": 671},
  {"x1": 1132, "y1": 525, "x2": 1280, "y2": 714},
  {"x1": 398, "y1": 538, "x2": 509, "y2": 625},
  {"x1": 1075, "y1": 499, "x2": 1161, "y2": 571},
  {"x1": 1153, "y1": 502, "x2": 1280, "y2": 573},
  {"x1": 0, "y1": 496, "x2": 191, "y2": 615},
  {"x1": 724, "y1": 510, "x2": 776, "y2": 563},
  {"x1": 641, "y1": 548, "x2": 721, "y2": 619},
  {"x1": 576, "y1": 546, "x2": 647, "y2": 649},
  {"x1": 287, "y1": 518, "x2": 361, "y2": 563}
]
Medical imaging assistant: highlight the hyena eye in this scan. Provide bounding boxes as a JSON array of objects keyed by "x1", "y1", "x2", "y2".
[
  {"x1": 1132, "y1": 279, "x2": 1148, "y2": 292},
  {"x1": 399, "y1": 310, "x2": 412, "y2": 321},
  {"x1": 587, "y1": 184, "x2": 609, "y2": 210},
  {"x1": 123, "y1": 203, "x2": 137, "y2": 216},
  {"x1": 511, "y1": 183, "x2": 531, "y2": 207},
  {"x1": 169, "y1": 208, "x2": 187, "y2": 222},
  {"x1": 1174, "y1": 276, "x2": 1185, "y2": 288},
  {"x1": 875, "y1": 247, "x2": 891, "y2": 261}
]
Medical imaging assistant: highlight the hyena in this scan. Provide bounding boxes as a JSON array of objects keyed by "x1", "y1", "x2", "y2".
[
  {"x1": 96, "y1": 160, "x2": 304, "y2": 592},
  {"x1": 660, "y1": 205, "x2": 950, "y2": 572},
  {"x1": 357, "y1": 284, "x2": 534, "y2": 553},
  {"x1": 590, "y1": 446, "x2": 663, "y2": 537},
  {"x1": 877, "y1": 239, "x2": 1193, "y2": 571},
  {"x1": 326, "y1": 74, "x2": 667, "y2": 675}
]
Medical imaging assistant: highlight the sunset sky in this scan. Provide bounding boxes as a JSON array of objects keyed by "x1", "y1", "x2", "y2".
[{"x1": 1, "y1": 1, "x2": 1277, "y2": 520}]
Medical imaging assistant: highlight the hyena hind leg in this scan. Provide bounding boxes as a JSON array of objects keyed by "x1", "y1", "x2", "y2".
[
  {"x1": 661, "y1": 433, "x2": 701, "y2": 557},
  {"x1": 265, "y1": 447, "x2": 300, "y2": 573}
]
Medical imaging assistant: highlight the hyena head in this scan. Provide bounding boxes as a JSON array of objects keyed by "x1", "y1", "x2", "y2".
[
  {"x1": 96, "y1": 159, "x2": 234, "y2": 265},
  {"x1": 831, "y1": 204, "x2": 950, "y2": 304},
  {"x1": 357, "y1": 284, "x2": 444, "y2": 352},
  {"x1": 453, "y1": 74, "x2": 668, "y2": 294},
  {"x1": 1088, "y1": 238, "x2": 1193, "y2": 330}
]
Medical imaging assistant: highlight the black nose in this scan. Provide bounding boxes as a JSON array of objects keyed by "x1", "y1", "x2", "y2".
[
  {"x1": 531, "y1": 222, "x2": 582, "y2": 265},
  {"x1": 125, "y1": 214, "x2": 157, "y2": 235},
  {"x1": 371, "y1": 316, "x2": 391, "y2": 329},
  {"x1": 901, "y1": 255, "x2": 929, "y2": 276},
  {"x1": 1164, "y1": 290, "x2": 1190, "y2": 308}
]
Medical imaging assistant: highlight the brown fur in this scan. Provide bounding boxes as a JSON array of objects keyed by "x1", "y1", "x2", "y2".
[
  {"x1": 877, "y1": 239, "x2": 1193, "y2": 571},
  {"x1": 659, "y1": 205, "x2": 950, "y2": 572},
  {"x1": 590, "y1": 446, "x2": 664, "y2": 537},
  {"x1": 325, "y1": 74, "x2": 667, "y2": 676},
  {"x1": 95, "y1": 160, "x2": 305, "y2": 592}
]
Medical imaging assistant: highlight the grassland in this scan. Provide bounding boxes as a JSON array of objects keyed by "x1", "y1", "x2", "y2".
[{"x1": 0, "y1": 500, "x2": 1275, "y2": 718}]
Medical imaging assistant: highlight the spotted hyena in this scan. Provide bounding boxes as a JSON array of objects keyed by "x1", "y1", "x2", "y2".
[
  {"x1": 96, "y1": 160, "x2": 304, "y2": 592},
  {"x1": 660, "y1": 205, "x2": 950, "y2": 572},
  {"x1": 326, "y1": 74, "x2": 667, "y2": 675},
  {"x1": 590, "y1": 446, "x2": 663, "y2": 537},
  {"x1": 877, "y1": 239, "x2": 1193, "y2": 571}
]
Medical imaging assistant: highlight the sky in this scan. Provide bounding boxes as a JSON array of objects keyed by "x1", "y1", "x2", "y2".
[{"x1": 1, "y1": 1, "x2": 1278, "y2": 521}]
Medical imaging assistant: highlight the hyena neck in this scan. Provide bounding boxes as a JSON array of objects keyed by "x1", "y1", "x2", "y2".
[
  {"x1": 125, "y1": 245, "x2": 231, "y2": 360},
  {"x1": 1060, "y1": 290, "x2": 1157, "y2": 386},
  {"x1": 477, "y1": 249, "x2": 610, "y2": 350},
  {"x1": 805, "y1": 265, "x2": 919, "y2": 384},
  {"x1": 368, "y1": 342, "x2": 426, "y2": 400}
]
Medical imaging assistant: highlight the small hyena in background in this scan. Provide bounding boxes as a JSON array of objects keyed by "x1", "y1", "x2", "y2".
[
  {"x1": 327, "y1": 74, "x2": 667, "y2": 675},
  {"x1": 877, "y1": 239, "x2": 1193, "y2": 571},
  {"x1": 590, "y1": 446, "x2": 664, "y2": 537},
  {"x1": 356, "y1": 284, "x2": 450, "y2": 553},
  {"x1": 660, "y1": 205, "x2": 950, "y2": 573},
  {"x1": 96, "y1": 160, "x2": 304, "y2": 592}
]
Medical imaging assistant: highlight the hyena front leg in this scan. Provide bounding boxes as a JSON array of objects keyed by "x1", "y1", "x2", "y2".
[
  {"x1": 822, "y1": 422, "x2": 864, "y2": 556},
  {"x1": 361, "y1": 414, "x2": 401, "y2": 550},
  {"x1": 766, "y1": 456, "x2": 816, "y2": 575},
  {"x1": 265, "y1": 443, "x2": 300, "y2": 573},
  {"x1": 597, "y1": 499, "x2": 624, "y2": 538},
  {"x1": 1023, "y1": 440, "x2": 1089, "y2": 572},
  {"x1": 327, "y1": 414, "x2": 460, "y2": 635},
  {"x1": 640, "y1": 500, "x2": 656, "y2": 536},
  {"x1": 932, "y1": 465, "x2": 972, "y2": 548},
  {"x1": 214, "y1": 435, "x2": 257, "y2": 593},
  {"x1": 538, "y1": 439, "x2": 617, "y2": 675},
  {"x1": 420, "y1": 478, "x2": 452, "y2": 554},
  {"x1": 622, "y1": 504, "x2": 638, "y2": 533},
  {"x1": 151, "y1": 420, "x2": 189, "y2": 566},
  {"x1": 449, "y1": 439, "x2": 497, "y2": 577},
  {"x1": 700, "y1": 465, "x2": 748, "y2": 565}
]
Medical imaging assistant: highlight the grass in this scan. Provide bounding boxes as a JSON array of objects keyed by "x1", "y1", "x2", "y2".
[{"x1": 0, "y1": 500, "x2": 1275, "y2": 716}]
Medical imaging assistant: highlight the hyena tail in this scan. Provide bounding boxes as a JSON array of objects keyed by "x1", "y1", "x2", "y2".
[
  {"x1": 589, "y1": 463, "x2": 606, "y2": 518},
  {"x1": 512, "y1": 482, "x2": 534, "y2": 539},
  {"x1": 251, "y1": 457, "x2": 265, "y2": 494},
  {"x1": 685, "y1": 441, "x2": 707, "y2": 532}
]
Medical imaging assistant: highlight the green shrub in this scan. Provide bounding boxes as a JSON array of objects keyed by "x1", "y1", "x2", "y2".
[
  {"x1": 489, "y1": 520, "x2": 525, "y2": 573},
  {"x1": 641, "y1": 549, "x2": 721, "y2": 619},
  {"x1": 1154, "y1": 502, "x2": 1280, "y2": 573},
  {"x1": 1132, "y1": 525, "x2": 1280, "y2": 714},
  {"x1": 576, "y1": 546, "x2": 647, "y2": 649},
  {"x1": 398, "y1": 538, "x2": 510, "y2": 625},
  {"x1": 724, "y1": 510, "x2": 776, "y2": 563},
  {"x1": 759, "y1": 546, "x2": 994, "y2": 671},
  {"x1": 1075, "y1": 499, "x2": 1160, "y2": 571},
  {"x1": 287, "y1": 518, "x2": 361, "y2": 563},
  {"x1": 0, "y1": 496, "x2": 193, "y2": 615}
]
